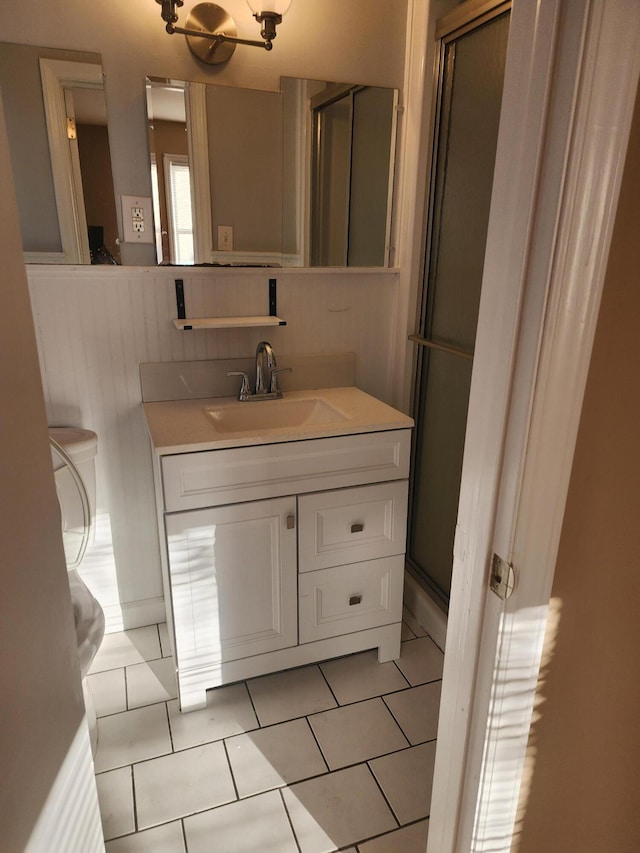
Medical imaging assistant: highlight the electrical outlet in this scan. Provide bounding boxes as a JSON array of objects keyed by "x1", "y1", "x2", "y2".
[
  {"x1": 121, "y1": 195, "x2": 154, "y2": 243},
  {"x1": 218, "y1": 225, "x2": 233, "y2": 252}
]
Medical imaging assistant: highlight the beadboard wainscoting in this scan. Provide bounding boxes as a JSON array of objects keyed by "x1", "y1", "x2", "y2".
[{"x1": 28, "y1": 265, "x2": 400, "y2": 633}]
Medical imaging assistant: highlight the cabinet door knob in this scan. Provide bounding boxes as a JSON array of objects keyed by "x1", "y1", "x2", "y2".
[
  {"x1": 350, "y1": 523, "x2": 364, "y2": 533},
  {"x1": 349, "y1": 594, "x2": 363, "y2": 606},
  {"x1": 286, "y1": 515, "x2": 296, "y2": 530}
]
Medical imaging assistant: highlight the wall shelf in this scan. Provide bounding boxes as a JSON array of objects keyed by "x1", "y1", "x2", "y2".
[
  {"x1": 174, "y1": 277, "x2": 286, "y2": 331},
  {"x1": 173, "y1": 315, "x2": 286, "y2": 330}
]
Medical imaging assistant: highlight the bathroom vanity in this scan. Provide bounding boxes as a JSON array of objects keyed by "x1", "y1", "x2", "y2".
[{"x1": 144, "y1": 386, "x2": 413, "y2": 712}]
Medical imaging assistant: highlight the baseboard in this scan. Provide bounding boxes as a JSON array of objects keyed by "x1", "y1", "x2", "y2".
[
  {"x1": 403, "y1": 569, "x2": 448, "y2": 652},
  {"x1": 103, "y1": 596, "x2": 166, "y2": 634}
]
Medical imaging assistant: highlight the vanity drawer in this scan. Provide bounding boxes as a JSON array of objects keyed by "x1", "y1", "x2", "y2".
[
  {"x1": 298, "y1": 481, "x2": 408, "y2": 573},
  {"x1": 161, "y1": 430, "x2": 411, "y2": 512},
  {"x1": 298, "y1": 555, "x2": 404, "y2": 643}
]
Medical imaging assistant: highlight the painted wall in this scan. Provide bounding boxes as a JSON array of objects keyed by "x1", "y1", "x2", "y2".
[
  {"x1": 2, "y1": 0, "x2": 407, "y2": 264},
  {"x1": 206, "y1": 85, "x2": 282, "y2": 253},
  {"x1": 0, "y1": 94, "x2": 102, "y2": 851},
  {"x1": 515, "y1": 86, "x2": 640, "y2": 852},
  {"x1": 28, "y1": 266, "x2": 399, "y2": 630}
]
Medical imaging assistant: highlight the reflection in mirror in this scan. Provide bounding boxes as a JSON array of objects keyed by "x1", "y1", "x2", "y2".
[
  {"x1": 308, "y1": 83, "x2": 397, "y2": 267},
  {"x1": 0, "y1": 43, "x2": 119, "y2": 264},
  {"x1": 146, "y1": 79, "x2": 193, "y2": 264},
  {"x1": 146, "y1": 76, "x2": 398, "y2": 268},
  {"x1": 146, "y1": 76, "x2": 283, "y2": 267}
]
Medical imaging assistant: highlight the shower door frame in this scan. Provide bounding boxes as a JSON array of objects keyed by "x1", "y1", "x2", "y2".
[
  {"x1": 407, "y1": 0, "x2": 511, "y2": 609},
  {"x1": 408, "y1": 1, "x2": 640, "y2": 851}
]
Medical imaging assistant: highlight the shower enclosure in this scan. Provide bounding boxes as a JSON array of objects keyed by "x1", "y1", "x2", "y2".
[{"x1": 407, "y1": 1, "x2": 510, "y2": 608}]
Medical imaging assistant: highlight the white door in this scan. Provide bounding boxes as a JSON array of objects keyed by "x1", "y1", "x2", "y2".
[
  {"x1": 425, "y1": 1, "x2": 640, "y2": 850},
  {"x1": 166, "y1": 496, "x2": 297, "y2": 710}
]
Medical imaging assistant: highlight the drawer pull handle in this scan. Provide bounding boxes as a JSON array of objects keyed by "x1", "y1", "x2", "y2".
[
  {"x1": 286, "y1": 515, "x2": 295, "y2": 530},
  {"x1": 350, "y1": 523, "x2": 364, "y2": 534},
  {"x1": 349, "y1": 594, "x2": 362, "y2": 606}
]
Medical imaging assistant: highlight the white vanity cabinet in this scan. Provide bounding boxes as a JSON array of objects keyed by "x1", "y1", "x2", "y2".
[{"x1": 155, "y1": 428, "x2": 412, "y2": 712}]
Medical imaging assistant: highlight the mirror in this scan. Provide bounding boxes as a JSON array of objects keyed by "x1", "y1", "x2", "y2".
[
  {"x1": 147, "y1": 75, "x2": 398, "y2": 268},
  {"x1": 147, "y1": 76, "x2": 284, "y2": 267},
  {"x1": 0, "y1": 43, "x2": 119, "y2": 265},
  {"x1": 0, "y1": 40, "x2": 397, "y2": 268}
]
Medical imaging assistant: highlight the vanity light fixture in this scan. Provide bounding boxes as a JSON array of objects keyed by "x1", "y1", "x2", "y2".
[{"x1": 155, "y1": 0, "x2": 292, "y2": 65}]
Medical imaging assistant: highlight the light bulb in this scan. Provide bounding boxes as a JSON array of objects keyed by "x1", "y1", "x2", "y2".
[{"x1": 246, "y1": 0, "x2": 292, "y2": 17}]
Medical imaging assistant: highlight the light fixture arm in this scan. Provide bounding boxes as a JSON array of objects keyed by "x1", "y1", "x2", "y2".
[
  {"x1": 167, "y1": 22, "x2": 272, "y2": 51},
  {"x1": 155, "y1": 1, "x2": 285, "y2": 64}
]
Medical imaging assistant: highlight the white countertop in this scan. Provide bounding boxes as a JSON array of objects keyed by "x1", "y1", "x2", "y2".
[{"x1": 143, "y1": 387, "x2": 414, "y2": 454}]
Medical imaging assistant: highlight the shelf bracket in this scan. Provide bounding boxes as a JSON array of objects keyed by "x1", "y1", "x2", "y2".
[
  {"x1": 174, "y1": 279, "x2": 192, "y2": 330},
  {"x1": 269, "y1": 278, "x2": 278, "y2": 318},
  {"x1": 268, "y1": 278, "x2": 287, "y2": 325},
  {"x1": 173, "y1": 277, "x2": 286, "y2": 330}
]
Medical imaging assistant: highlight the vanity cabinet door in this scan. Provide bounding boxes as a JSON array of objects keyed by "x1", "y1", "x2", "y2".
[{"x1": 165, "y1": 497, "x2": 297, "y2": 686}]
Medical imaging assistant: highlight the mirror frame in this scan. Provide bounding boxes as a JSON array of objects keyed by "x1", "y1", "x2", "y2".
[{"x1": 37, "y1": 58, "x2": 105, "y2": 265}]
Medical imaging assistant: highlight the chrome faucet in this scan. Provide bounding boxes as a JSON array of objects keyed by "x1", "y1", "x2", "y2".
[
  {"x1": 227, "y1": 341, "x2": 292, "y2": 401},
  {"x1": 254, "y1": 340, "x2": 276, "y2": 395}
]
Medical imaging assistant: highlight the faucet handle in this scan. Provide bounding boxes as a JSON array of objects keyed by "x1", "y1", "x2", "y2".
[
  {"x1": 226, "y1": 370, "x2": 252, "y2": 401},
  {"x1": 269, "y1": 366, "x2": 292, "y2": 395}
]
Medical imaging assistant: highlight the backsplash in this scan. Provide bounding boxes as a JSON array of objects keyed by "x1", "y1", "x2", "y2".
[{"x1": 28, "y1": 265, "x2": 399, "y2": 632}]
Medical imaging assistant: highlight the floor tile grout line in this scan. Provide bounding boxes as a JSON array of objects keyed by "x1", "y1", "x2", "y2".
[
  {"x1": 105, "y1": 816, "x2": 182, "y2": 846},
  {"x1": 89, "y1": 652, "x2": 164, "y2": 677},
  {"x1": 221, "y1": 738, "x2": 240, "y2": 801},
  {"x1": 242, "y1": 679, "x2": 263, "y2": 728},
  {"x1": 181, "y1": 817, "x2": 188, "y2": 852},
  {"x1": 305, "y1": 695, "x2": 412, "y2": 768},
  {"x1": 130, "y1": 762, "x2": 139, "y2": 834},
  {"x1": 164, "y1": 700, "x2": 176, "y2": 753},
  {"x1": 353, "y1": 815, "x2": 431, "y2": 851},
  {"x1": 123, "y1": 665, "x2": 129, "y2": 711},
  {"x1": 391, "y1": 656, "x2": 413, "y2": 689},
  {"x1": 364, "y1": 760, "x2": 402, "y2": 831},
  {"x1": 303, "y1": 714, "x2": 332, "y2": 775},
  {"x1": 381, "y1": 686, "x2": 442, "y2": 746},
  {"x1": 307, "y1": 738, "x2": 430, "y2": 777},
  {"x1": 277, "y1": 786, "x2": 303, "y2": 853},
  {"x1": 316, "y1": 660, "x2": 341, "y2": 708}
]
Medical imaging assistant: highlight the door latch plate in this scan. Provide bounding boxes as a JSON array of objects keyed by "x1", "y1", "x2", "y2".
[{"x1": 490, "y1": 553, "x2": 515, "y2": 601}]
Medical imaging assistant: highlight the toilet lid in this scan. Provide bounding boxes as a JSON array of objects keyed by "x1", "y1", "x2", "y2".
[{"x1": 48, "y1": 427, "x2": 97, "y2": 460}]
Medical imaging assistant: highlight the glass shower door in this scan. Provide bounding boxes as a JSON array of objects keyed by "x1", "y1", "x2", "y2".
[{"x1": 408, "y1": 5, "x2": 510, "y2": 606}]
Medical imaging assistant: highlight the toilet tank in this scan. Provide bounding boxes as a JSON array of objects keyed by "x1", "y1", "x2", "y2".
[{"x1": 49, "y1": 427, "x2": 98, "y2": 569}]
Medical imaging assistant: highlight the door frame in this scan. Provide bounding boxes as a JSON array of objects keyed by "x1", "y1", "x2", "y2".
[
  {"x1": 395, "y1": 1, "x2": 640, "y2": 851},
  {"x1": 38, "y1": 58, "x2": 103, "y2": 265}
]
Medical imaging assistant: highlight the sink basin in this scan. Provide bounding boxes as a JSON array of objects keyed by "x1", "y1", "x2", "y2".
[{"x1": 204, "y1": 396, "x2": 349, "y2": 433}]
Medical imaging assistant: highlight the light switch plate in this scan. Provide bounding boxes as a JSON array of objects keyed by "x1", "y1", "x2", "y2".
[
  {"x1": 217, "y1": 225, "x2": 233, "y2": 251},
  {"x1": 121, "y1": 195, "x2": 154, "y2": 243}
]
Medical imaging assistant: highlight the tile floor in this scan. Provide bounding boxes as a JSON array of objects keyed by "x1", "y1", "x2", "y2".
[{"x1": 88, "y1": 609, "x2": 443, "y2": 853}]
